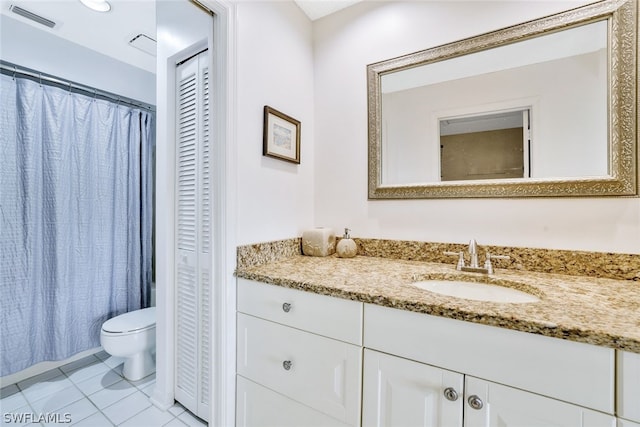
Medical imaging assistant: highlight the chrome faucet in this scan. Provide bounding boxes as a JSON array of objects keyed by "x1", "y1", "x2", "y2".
[
  {"x1": 468, "y1": 239, "x2": 479, "y2": 269},
  {"x1": 444, "y1": 239, "x2": 510, "y2": 274}
]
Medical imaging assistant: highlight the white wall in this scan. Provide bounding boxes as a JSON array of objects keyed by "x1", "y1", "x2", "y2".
[
  {"x1": 235, "y1": 0, "x2": 315, "y2": 245},
  {"x1": 0, "y1": 14, "x2": 155, "y2": 105},
  {"x1": 313, "y1": 1, "x2": 640, "y2": 254}
]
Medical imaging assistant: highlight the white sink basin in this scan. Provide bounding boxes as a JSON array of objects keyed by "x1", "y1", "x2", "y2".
[{"x1": 411, "y1": 280, "x2": 540, "y2": 303}]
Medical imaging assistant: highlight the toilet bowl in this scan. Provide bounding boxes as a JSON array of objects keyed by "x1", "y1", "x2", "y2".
[{"x1": 100, "y1": 307, "x2": 156, "y2": 381}]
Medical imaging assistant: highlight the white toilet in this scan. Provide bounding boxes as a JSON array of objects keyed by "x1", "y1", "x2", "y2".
[{"x1": 100, "y1": 307, "x2": 156, "y2": 381}]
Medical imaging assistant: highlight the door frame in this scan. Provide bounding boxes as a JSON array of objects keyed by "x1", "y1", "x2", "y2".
[{"x1": 153, "y1": 1, "x2": 237, "y2": 426}]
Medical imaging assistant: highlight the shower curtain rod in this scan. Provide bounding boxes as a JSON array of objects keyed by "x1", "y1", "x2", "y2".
[{"x1": 0, "y1": 61, "x2": 155, "y2": 112}]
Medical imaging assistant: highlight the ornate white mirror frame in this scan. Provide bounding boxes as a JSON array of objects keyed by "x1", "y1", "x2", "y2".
[{"x1": 367, "y1": 0, "x2": 638, "y2": 199}]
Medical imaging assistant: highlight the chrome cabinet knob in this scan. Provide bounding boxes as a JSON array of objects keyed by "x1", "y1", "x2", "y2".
[
  {"x1": 282, "y1": 360, "x2": 292, "y2": 371},
  {"x1": 443, "y1": 387, "x2": 459, "y2": 401},
  {"x1": 467, "y1": 395, "x2": 483, "y2": 410},
  {"x1": 282, "y1": 303, "x2": 292, "y2": 313}
]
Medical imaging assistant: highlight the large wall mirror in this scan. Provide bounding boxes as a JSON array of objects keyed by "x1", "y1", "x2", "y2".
[{"x1": 368, "y1": 0, "x2": 638, "y2": 199}]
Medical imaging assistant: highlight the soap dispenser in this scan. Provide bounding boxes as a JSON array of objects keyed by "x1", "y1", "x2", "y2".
[{"x1": 336, "y1": 228, "x2": 357, "y2": 258}]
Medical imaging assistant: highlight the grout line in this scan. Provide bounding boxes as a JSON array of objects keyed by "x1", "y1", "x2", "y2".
[{"x1": 2, "y1": 362, "x2": 174, "y2": 427}]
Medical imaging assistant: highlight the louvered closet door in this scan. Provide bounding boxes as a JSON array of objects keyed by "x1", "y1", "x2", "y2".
[{"x1": 175, "y1": 50, "x2": 211, "y2": 422}]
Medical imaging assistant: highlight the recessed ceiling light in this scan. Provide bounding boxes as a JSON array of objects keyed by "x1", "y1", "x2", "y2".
[{"x1": 80, "y1": 0, "x2": 111, "y2": 12}]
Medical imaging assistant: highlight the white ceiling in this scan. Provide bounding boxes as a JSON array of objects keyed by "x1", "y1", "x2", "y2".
[
  {"x1": 295, "y1": 0, "x2": 361, "y2": 21},
  {"x1": 1, "y1": 0, "x2": 156, "y2": 72},
  {"x1": 0, "y1": 0, "x2": 358, "y2": 74}
]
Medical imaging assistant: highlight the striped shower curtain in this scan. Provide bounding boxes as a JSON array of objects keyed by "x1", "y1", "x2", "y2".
[{"x1": 0, "y1": 73, "x2": 154, "y2": 376}]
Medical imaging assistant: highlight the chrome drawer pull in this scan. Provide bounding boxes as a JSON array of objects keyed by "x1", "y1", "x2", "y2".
[
  {"x1": 467, "y1": 395, "x2": 483, "y2": 410},
  {"x1": 282, "y1": 302, "x2": 292, "y2": 313},
  {"x1": 282, "y1": 360, "x2": 292, "y2": 371},
  {"x1": 443, "y1": 387, "x2": 459, "y2": 401}
]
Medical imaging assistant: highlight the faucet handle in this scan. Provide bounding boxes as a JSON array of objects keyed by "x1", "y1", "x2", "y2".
[
  {"x1": 484, "y1": 252, "x2": 510, "y2": 274},
  {"x1": 444, "y1": 251, "x2": 465, "y2": 271}
]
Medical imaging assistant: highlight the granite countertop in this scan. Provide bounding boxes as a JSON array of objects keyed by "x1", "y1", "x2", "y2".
[{"x1": 236, "y1": 254, "x2": 640, "y2": 353}]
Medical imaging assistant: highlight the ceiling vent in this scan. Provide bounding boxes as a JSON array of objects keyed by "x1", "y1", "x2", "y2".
[
  {"x1": 9, "y1": 5, "x2": 56, "y2": 28},
  {"x1": 128, "y1": 34, "x2": 156, "y2": 57}
]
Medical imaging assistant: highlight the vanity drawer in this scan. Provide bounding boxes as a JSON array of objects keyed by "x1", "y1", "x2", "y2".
[
  {"x1": 237, "y1": 313, "x2": 362, "y2": 426},
  {"x1": 236, "y1": 376, "x2": 351, "y2": 427},
  {"x1": 618, "y1": 350, "x2": 640, "y2": 423},
  {"x1": 364, "y1": 303, "x2": 614, "y2": 414},
  {"x1": 237, "y1": 278, "x2": 362, "y2": 345}
]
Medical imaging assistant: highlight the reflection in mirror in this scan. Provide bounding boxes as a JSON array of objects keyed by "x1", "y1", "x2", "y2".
[
  {"x1": 368, "y1": 0, "x2": 637, "y2": 198},
  {"x1": 380, "y1": 20, "x2": 607, "y2": 185},
  {"x1": 439, "y1": 109, "x2": 529, "y2": 182}
]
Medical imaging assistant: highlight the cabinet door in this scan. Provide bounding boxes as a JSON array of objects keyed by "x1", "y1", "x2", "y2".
[
  {"x1": 618, "y1": 351, "x2": 640, "y2": 423},
  {"x1": 236, "y1": 376, "x2": 350, "y2": 427},
  {"x1": 464, "y1": 376, "x2": 616, "y2": 427},
  {"x1": 362, "y1": 349, "x2": 463, "y2": 427},
  {"x1": 619, "y1": 419, "x2": 640, "y2": 427}
]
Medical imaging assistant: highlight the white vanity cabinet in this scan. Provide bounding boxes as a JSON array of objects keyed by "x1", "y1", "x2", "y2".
[
  {"x1": 236, "y1": 279, "x2": 363, "y2": 427},
  {"x1": 236, "y1": 278, "x2": 626, "y2": 426},
  {"x1": 364, "y1": 303, "x2": 616, "y2": 426},
  {"x1": 618, "y1": 351, "x2": 640, "y2": 425}
]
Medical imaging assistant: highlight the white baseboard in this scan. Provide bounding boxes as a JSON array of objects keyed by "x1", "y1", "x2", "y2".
[
  {"x1": 0, "y1": 347, "x2": 103, "y2": 388},
  {"x1": 150, "y1": 390, "x2": 175, "y2": 411}
]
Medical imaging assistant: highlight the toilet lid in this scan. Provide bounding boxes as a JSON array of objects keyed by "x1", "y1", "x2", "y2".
[{"x1": 102, "y1": 307, "x2": 156, "y2": 333}]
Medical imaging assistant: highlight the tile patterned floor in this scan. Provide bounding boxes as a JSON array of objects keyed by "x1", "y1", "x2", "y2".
[{"x1": 0, "y1": 351, "x2": 206, "y2": 427}]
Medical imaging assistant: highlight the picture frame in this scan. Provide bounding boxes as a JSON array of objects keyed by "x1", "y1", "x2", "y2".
[{"x1": 263, "y1": 105, "x2": 301, "y2": 164}]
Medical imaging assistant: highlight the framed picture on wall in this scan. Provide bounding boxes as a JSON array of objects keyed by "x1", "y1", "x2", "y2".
[{"x1": 263, "y1": 105, "x2": 301, "y2": 164}]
